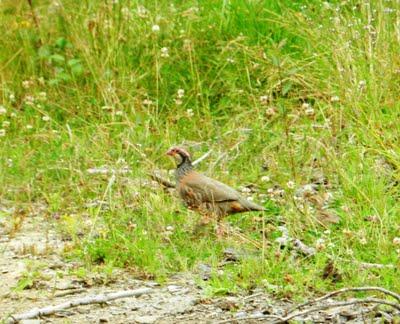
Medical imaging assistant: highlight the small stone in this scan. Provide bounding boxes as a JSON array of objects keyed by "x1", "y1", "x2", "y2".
[
  {"x1": 197, "y1": 263, "x2": 212, "y2": 280},
  {"x1": 223, "y1": 248, "x2": 242, "y2": 262},
  {"x1": 235, "y1": 311, "x2": 247, "y2": 318},
  {"x1": 218, "y1": 297, "x2": 239, "y2": 311},
  {"x1": 252, "y1": 311, "x2": 264, "y2": 318},
  {"x1": 145, "y1": 281, "x2": 160, "y2": 287},
  {"x1": 56, "y1": 280, "x2": 77, "y2": 290},
  {"x1": 167, "y1": 285, "x2": 182, "y2": 293},
  {"x1": 134, "y1": 315, "x2": 158, "y2": 324}
]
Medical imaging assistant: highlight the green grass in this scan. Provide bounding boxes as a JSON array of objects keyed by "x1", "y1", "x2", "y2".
[{"x1": 1, "y1": 0, "x2": 399, "y2": 298}]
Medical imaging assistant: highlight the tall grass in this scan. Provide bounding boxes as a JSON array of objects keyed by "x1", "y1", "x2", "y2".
[{"x1": 0, "y1": 0, "x2": 399, "y2": 297}]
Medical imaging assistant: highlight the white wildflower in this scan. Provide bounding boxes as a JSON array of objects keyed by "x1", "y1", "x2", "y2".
[
  {"x1": 0, "y1": 129, "x2": 5, "y2": 137},
  {"x1": 161, "y1": 47, "x2": 169, "y2": 58},
  {"x1": 42, "y1": 115, "x2": 50, "y2": 122},
  {"x1": 22, "y1": 80, "x2": 33, "y2": 89},
  {"x1": 286, "y1": 181, "x2": 295, "y2": 189},
  {"x1": 121, "y1": 7, "x2": 131, "y2": 19},
  {"x1": 177, "y1": 89, "x2": 185, "y2": 98},
  {"x1": 305, "y1": 107, "x2": 315, "y2": 116},
  {"x1": 9, "y1": 93, "x2": 15, "y2": 102},
  {"x1": 26, "y1": 125, "x2": 33, "y2": 130},
  {"x1": 330, "y1": 95, "x2": 340, "y2": 102},
  {"x1": 137, "y1": 5, "x2": 147, "y2": 18},
  {"x1": 261, "y1": 175, "x2": 270, "y2": 182},
  {"x1": 359, "y1": 237, "x2": 368, "y2": 245},
  {"x1": 38, "y1": 92, "x2": 47, "y2": 101},
  {"x1": 143, "y1": 99, "x2": 153, "y2": 106},
  {"x1": 393, "y1": 237, "x2": 400, "y2": 246},
  {"x1": 152, "y1": 24, "x2": 160, "y2": 32},
  {"x1": 186, "y1": 109, "x2": 194, "y2": 117},
  {"x1": 259, "y1": 95, "x2": 269, "y2": 104},
  {"x1": 24, "y1": 95, "x2": 35, "y2": 106},
  {"x1": 0, "y1": 106, "x2": 6, "y2": 115},
  {"x1": 115, "y1": 110, "x2": 123, "y2": 116}
]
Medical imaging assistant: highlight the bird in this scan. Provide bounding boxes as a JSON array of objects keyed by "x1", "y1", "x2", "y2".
[{"x1": 166, "y1": 146, "x2": 265, "y2": 236}]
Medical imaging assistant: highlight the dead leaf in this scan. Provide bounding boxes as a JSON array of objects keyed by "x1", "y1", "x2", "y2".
[
  {"x1": 316, "y1": 209, "x2": 340, "y2": 225},
  {"x1": 322, "y1": 259, "x2": 342, "y2": 282}
]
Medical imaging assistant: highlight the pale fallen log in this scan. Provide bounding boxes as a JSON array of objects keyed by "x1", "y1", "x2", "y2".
[
  {"x1": 7, "y1": 287, "x2": 152, "y2": 323},
  {"x1": 218, "y1": 286, "x2": 400, "y2": 324}
]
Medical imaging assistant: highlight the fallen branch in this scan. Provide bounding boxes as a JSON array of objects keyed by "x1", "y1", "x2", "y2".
[
  {"x1": 149, "y1": 171, "x2": 175, "y2": 188},
  {"x1": 288, "y1": 286, "x2": 400, "y2": 313},
  {"x1": 192, "y1": 149, "x2": 213, "y2": 166},
  {"x1": 279, "y1": 298, "x2": 400, "y2": 323},
  {"x1": 218, "y1": 298, "x2": 400, "y2": 324},
  {"x1": 357, "y1": 261, "x2": 395, "y2": 270},
  {"x1": 218, "y1": 314, "x2": 283, "y2": 323},
  {"x1": 54, "y1": 288, "x2": 87, "y2": 298},
  {"x1": 218, "y1": 286, "x2": 400, "y2": 324},
  {"x1": 6, "y1": 287, "x2": 152, "y2": 323}
]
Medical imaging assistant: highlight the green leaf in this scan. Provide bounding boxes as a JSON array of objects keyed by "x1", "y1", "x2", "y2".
[
  {"x1": 50, "y1": 54, "x2": 65, "y2": 64},
  {"x1": 48, "y1": 79, "x2": 59, "y2": 86},
  {"x1": 38, "y1": 46, "x2": 51, "y2": 59},
  {"x1": 71, "y1": 64, "x2": 84, "y2": 75},
  {"x1": 282, "y1": 82, "x2": 292, "y2": 95},
  {"x1": 67, "y1": 58, "x2": 81, "y2": 67},
  {"x1": 55, "y1": 37, "x2": 68, "y2": 49},
  {"x1": 13, "y1": 276, "x2": 34, "y2": 291},
  {"x1": 271, "y1": 55, "x2": 280, "y2": 67}
]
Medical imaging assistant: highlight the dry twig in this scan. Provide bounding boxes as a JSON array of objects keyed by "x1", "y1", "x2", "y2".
[
  {"x1": 53, "y1": 288, "x2": 87, "y2": 298},
  {"x1": 280, "y1": 298, "x2": 400, "y2": 323},
  {"x1": 192, "y1": 149, "x2": 213, "y2": 166},
  {"x1": 149, "y1": 171, "x2": 175, "y2": 188},
  {"x1": 218, "y1": 286, "x2": 400, "y2": 324},
  {"x1": 288, "y1": 286, "x2": 400, "y2": 313},
  {"x1": 6, "y1": 288, "x2": 152, "y2": 323}
]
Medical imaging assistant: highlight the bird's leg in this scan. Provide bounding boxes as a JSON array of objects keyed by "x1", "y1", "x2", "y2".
[
  {"x1": 215, "y1": 216, "x2": 228, "y2": 239},
  {"x1": 215, "y1": 223, "x2": 227, "y2": 238},
  {"x1": 199, "y1": 213, "x2": 212, "y2": 225},
  {"x1": 192, "y1": 211, "x2": 214, "y2": 236}
]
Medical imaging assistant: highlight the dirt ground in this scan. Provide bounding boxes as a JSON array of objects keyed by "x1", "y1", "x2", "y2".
[{"x1": 0, "y1": 208, "x2": 397, "y2": 323}]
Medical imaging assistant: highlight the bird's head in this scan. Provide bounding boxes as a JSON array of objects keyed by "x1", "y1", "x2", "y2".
[{"x1": 166, "y1": 146, "x2": 191, "y2": 166}]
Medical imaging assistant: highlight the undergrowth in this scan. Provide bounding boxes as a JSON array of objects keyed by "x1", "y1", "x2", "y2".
[{"x1": 0, "y1": 0, "x2": 399, "y2": 298}]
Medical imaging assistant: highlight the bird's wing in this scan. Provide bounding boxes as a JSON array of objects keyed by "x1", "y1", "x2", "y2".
[{"x1": 180, "y1": 171, "x2": 241, "y2": 203}]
